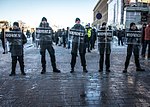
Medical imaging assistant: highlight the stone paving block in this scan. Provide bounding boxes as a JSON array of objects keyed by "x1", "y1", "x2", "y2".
[{"x1": 0, "y1": 44, "x2": 150, "y2": 106}]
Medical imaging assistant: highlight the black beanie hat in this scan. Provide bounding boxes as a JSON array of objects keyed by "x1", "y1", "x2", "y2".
[
  {"x1": 42, "y1": 17, "x2": 47, "y2": 21},
  {"x1": 130, "y1": 22, "x2": 135, "y2": 28},
  {"x1": 75, "y1": 18, "x2": 80, "y2": 22},
  {"x1": 13, "y1": 22, "x2": 19, "y2": 27}
]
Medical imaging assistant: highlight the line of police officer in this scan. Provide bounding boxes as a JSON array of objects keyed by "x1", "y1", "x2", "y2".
[{"x1": 6, "y1": 17, "x2": 145, "y2": 76}]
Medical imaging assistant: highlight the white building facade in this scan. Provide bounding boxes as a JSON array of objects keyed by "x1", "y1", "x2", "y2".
[
  {"x1": 107, "y1": 0, "x2": 150, "y2": 29},
  {"x1": 107, "y1": 0, "x2": 123, "y2": 28}
]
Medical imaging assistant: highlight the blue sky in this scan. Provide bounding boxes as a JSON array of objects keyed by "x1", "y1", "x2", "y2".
[{"x1": 0, "y1": 0, "x2": 98, "y2": 29}]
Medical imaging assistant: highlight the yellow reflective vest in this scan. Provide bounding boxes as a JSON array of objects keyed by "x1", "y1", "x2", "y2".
[{"x1": 86, "y1": 27, "x2": 92, "y2": 38}]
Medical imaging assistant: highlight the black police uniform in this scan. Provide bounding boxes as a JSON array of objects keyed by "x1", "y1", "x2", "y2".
[
  {"x1": 8, "y1": 26, "x2": 27, "y2": 76},
  {"x1": 38, "y1": 18, "x2": 60, "y2": 74},
  {"x1": 70, "y1": 23, "x2": 88, "y2": 73},
  {"x1": 123, "y1": 27, "x2": 145, "y2": 73},
  {"x1": 98, "y1": 26, "x2": 111, "y2": 72}
]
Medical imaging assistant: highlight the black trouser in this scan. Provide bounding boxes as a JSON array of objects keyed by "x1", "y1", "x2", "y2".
[
  {"x1": 91, "y1": 38, "x2": 96, "y2": 49},
  {"x1": 118, "y1": 37, "x2": 123, "y2": 46},
  {"x1": 71, "y1": 52, "x2": 86, "y2": 69},
  {"x1": 87, "y1": 37, "x2": 91, "y2": 51},
  {"x1": 124, "y1": 45, "x2": 141, "y2": 69},
  {"x1": 11, "y1": 56, "x2": 24, "y2": 74},
  {"x1": 99, "y1": 54, "x2": 110, "y2": 70},
  {"x1": 71, "y1": 42, "x2": 86, "y2": 70},
  {"x1": 98, "y1": 43, "x2": 111, "y2": 70},
  {"x1": 141, "y1": 40, "x2": 150, "y2": 58},
  {"x1": 40, "y1": 45, "x2": 56, "y2": 70},
  {"x1": 63, "y1": 37, "x2": 66, "y2": 48}
]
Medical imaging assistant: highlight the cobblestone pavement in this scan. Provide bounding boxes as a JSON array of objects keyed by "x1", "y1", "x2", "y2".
[{"x1": 0, "y1": 42, "x2": 150, "y2": 107}]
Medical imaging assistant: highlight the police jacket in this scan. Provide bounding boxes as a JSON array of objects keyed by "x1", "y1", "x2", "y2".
[
  {"x1": 127, "y1": 28, "x2": 140, "y2": 45},
  {"x1": 98, "y1": 27, "x2": 111, "y2": 54},
  {"x1": 126, "y1": 28, "x2": 140, "y2": 55},
  {"x1": 71, "y1": 24, "x2": 87, "y2": 54},
  {"x1": 117, "y1": 30, "x2": 124, "y2": 38},
  {"x1": 39, "y1": 22, "x2": 53, "y2": 45},
  {"x1": 8, "y1": 28, "x2": 27, "y2": 56},
  {"x1": 85, "y1": 27, "x2": 92, "y2": 38},
  {"x1": 145, "y1": 24, "x2": 150, "y2": 41},
  {"x1": 71, "y1": 24, "x2": 87, "y2": 43}
]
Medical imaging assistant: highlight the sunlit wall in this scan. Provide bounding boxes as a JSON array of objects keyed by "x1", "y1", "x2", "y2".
[{"x1": 129, "y1": 0, "x2": 150, "y2": 3}]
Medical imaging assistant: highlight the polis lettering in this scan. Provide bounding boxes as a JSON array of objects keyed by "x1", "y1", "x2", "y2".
[
  {"x1": 97, "y1": 30, "x2": 113, "y2": 37},
  {"x1": 69, "y1": 31, "x2": 84, "y2": 36},
  {"x1": 36, "y1": 29, "x2": 51, "y2": 34},
  {"x1": 5, "y1": 31, "x2": 22, "y2": 38}
]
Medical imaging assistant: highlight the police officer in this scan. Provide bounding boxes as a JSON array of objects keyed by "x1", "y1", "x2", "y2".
[
  {"x1": 9, "y1": 22, "x2": 27, "y2": 76},
  {"x1": 98, "y1": 22, "x2": 111, "y2": 72},
  {"x1": 39, "y1": 17, "x2": 61, "y2": 74},
  {"x1": 70, "y1": 18, "x2": 88, "y2": 73},
  {"x1": 123, "y1": 22, "x2": 145, "y2": 73}
]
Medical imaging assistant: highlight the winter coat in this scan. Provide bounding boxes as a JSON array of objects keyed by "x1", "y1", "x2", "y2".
[
  {"x1": 117, "y1": 30, "x2": 124, "y2": 38},
  {"x1": 141, "y1": 26, "x2": 146, "y2": 43},
  {"x1": 8, "y1": 28, "x2": 27, "y2": 56},
  {"x1": 126, "y1": 28, "x2": 140, "y2": 55},
  {"x1": 39, "y1": 22, "x2": 53, "y2": 46},
  {"x1": 145, "y1": 24, "x2": 150, "y2": 41},
  {"x1": 91, "y1": 28, "x2": 97, "y2": 42},
  {"x1": 71, "y1": 24, "x2": 87, "y2": 54},
  {"x1": 127, "y1": 28, "x2": 140, "y2": 45},
  {"x1": 98, "y1": 27, "x2": 111, "y2": 54}
]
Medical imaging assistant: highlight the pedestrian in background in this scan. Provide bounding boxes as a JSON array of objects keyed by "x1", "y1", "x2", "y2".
[
  {"x1": 26, "y1": 29, "x2": 31, "y2": 38},
  {"x1": 142, "y1": 23, "x2": 150, "y2": 59},
  {"x1": 66, "y1": 27, "x2": 71, "y2": 49},
  {"x1": 117, "y1": 28, "x2": 124, "y2": 46},
  {"x1": 62, "y1": 28, "x2": 67, "y2": 48},
  {"x1": 141, "y1": 23, "x2": 147, "y2": 58},
  {"x1": 32, "y1": 29, "x2": 36, "y2": 44},
  {"x1": 0, "y1": 28, "x2": 6, "y2": 54},
  {"x1": 38, "y1": 17, "x2": 61, "y2": 74},
  {"x1": 123, "y1": 22, "x2": 145, "y2": 73},
  {"x1": 91, "y1": 27, "x2": 97, "y2": 50},
  {"x1": 8, "y1": 22, "x2": 27, "y2": 76}
]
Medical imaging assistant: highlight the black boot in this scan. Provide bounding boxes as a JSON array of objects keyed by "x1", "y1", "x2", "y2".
[
  {"x1": 53, "y1": 68, "x2": 61, "y2": 73},
  {"x1": 83, "y1": 66, "x2": 88, "y2": 73},
  {"x1": 21, "y1": 68, "x2": 26, "y2": 75},
  {"x1": 9, "y1": 61, "x2": 16, "y2": 76},
  {"x1": 20, "y1": 64, "x2": 26, "y2": 75},
  {"x1": 106, "y1": 69, "x2": 111, "y2": 72},
  {"x1": 41, "y1": 66, "x2": 46, "y2": 74},
  {"x1": 123, "y1": 69, "x2": 127, "y2": 73},
  {"x1": 9, "y1": 72, "x2": 16, "y2": 76},
  {"x1": 98, "y1": 69, "x2": 103, "y2": 72},
  {"x1": 70, "y1": 67, "x2": 74, "y2": 73},
  {"x1": 136, "y1": 68, "x2": 145, "y2": 71}
]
